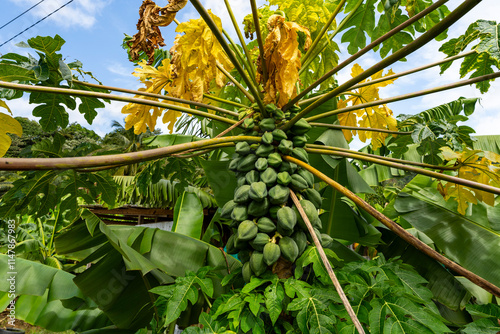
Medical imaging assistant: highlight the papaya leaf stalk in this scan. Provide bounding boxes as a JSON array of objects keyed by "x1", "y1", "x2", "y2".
[
  {"x1": 284, "y1": 155, "x2": 500, "y2": 298},
  {"x1": 290, "y1": 190, "x2": 367, "y2": 334}
]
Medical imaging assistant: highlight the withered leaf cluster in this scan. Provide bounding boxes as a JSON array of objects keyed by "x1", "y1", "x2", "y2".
[{"x1": 127, "y1": 0, "x2": 188, "y2": 64}]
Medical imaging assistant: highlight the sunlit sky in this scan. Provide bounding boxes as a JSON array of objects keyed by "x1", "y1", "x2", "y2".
[{"x1": 1, "y1": 0, "x2": 499, "y2": 145}]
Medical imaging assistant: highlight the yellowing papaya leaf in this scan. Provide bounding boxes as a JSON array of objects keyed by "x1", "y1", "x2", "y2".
[
  {"x1": 439, "y1": 148, "x2": 500, "y2": 214},
  {"x1": 0, "y1": 112, "x2": 23, "y2": 157},
  {"x1": 122, "y1": 59, "x2": 181, "y2": 134},
  {"x1": 128, "y1": 0, "x2": 188, "y2": 64},
  {"x1": 258, "y1": 15, "x2": 312, "y2": 107},
  {"x1": 0, "y1": 100, "x2": 12, "y2": 115},
  {"x1": 169, "y1": 11, "x2": 233, "y2": 104},
  {"x1": 338, "y1": 64, "x2": 398, "y2": 149}
]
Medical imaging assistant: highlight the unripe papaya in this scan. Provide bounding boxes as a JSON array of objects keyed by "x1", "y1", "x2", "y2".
[
  {"x1": 250, "y1": 251, "x2": 266, "y2": 276},
  {"x1": 234, "y1": 185, "x2": 251, "y2": 204},
  {"x1": 231, "y1": 205, "x2": 248, "y2": 221},
  {"x1": 269, "y1": 206, "x2": 280, "y2": 220},
  {"x1": 321, "y1": 233, "x2": 333, "y2": 249},
  {"x1": 277, "y1": 206, "x2": 297, "y2": 233},
  {"x1": 297, "y1": 169, "x2": 314, "y2": 188},
  {"x1": 268, "y1": 184, "x2": 290, "y2": 205},
  {"x1": 259, "y1": 118, "x2": 276, "y2": 132},
  {"x1": 277, "y1": 171, "x2": 292, "y2": 186},
  {"x1": 257, "y1": 217, "x2": 276, "y2": 233},
  {"x1": 312, "y1": 217, "x2": 323, "y2": 230},
  {"x1": 279, "y1": 161, "x2": 297, "y2": 173},
  {"x1": 307, "y1": 228, "x2": 323, "y2": 245},
  {"x1": 245, "y1": 170, "x2": 260, "y2": 184},
  {"x1": 263, "y1": 242, "x2": 281, "y2": 266},
  {"x1": 237, "y1": 177, "x2": 246, "y2": 187},
  {"x1": 265, "y1": 103, "x2": 277, "y2": 113},
  {"x1": 249, "y1": 181, "x2": 268, "y2": 202},
  {"x1": 292, "y1": 147, "x2": 309, "y2": 163},
  {"x1": 248, "y1": 198, "x2": 269, "y2": 217},
  {"x1": 292, "y1": 134, "x2": 308, "y2": 147},
  {"x1": 260, "y1": 167, "x2": 277, "y2": 187},
  {"x1": 302, "y1": 188, "x2": 322, "y2": 209},
  {"x1": 262, "y1": 132, "x2": 274, "y2": 145},
  {"x1": 291, "y1": 174, "x2": 309, "y2": 190},
  {"x1": 235, "y1": 141, "x2": 251, "y2": 155},
  {"x1": 294, "y1": 200, "x2": 319, "y2": 230},
  {"x1": 292, "y1": 231, "x2": 308, "y2": 256},
  {"x1": 267, "y1": 153, "x2": 282, "y2": 168},
  {"x1": 289, "y1": 105, "x2": 301, "y2": 113},
  {"x1": 278, "y1": 140, "x2": 294, "y2": 155},
  {"x1": 220, "y1": 200, "x2": 236, "y2": 219},
  {"x1": 279, "y1": 237, "x2": 299, "y2": 262},
  {"x1": 272, "y1": 129, "x2": 288, "y2": 142},
  {"x1": 250, "y1": 233, "x2": 270, "y2": 251},
  {"x1": 256, "y1": 144, "x2": 274, "y2": 157},
  {"x1": 255, "y1": 157, "x2": 268, "y2": 171},
  {"x1": 242, "y1": 262, "x2": 253, "y2": 283},
  {"x1": 238, "y1": 220, "x2": 258, "y2": 241},
  {"x1": 290, "y1": 118, "x2": 311, "y2": 135},
  {"x1": 228, "y1": 157, "x2": 240, "y2": 171},
  {"x1": 237, "y1": 154, "x2": 258, "y2": 172},
  {"x1": 243, "y1": 118, "x2": 255, "y2": 129}
]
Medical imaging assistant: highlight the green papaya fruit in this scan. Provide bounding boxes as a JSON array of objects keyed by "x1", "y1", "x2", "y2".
[
  {"x1": 267, "y1": 152, "x2": 282, "y2": 168},
  {"x1": 262, "y1": 132, "x2": 274, "y2": 145},
  {"x1": 269, "y1": 206, "x2": 280, "y2": 220},
  {"x1": 228, "y1": 157, "x2": 240, "y2": 171},
  {"x1": 273, "y1": 109, "x2": 285, "y2": 120},
  {"x1": 272, "y1": 129, "x2": 288, "y2": 142},
  {"x1": 321, "y1": 234, "x2": 333, "y2": 248},
  {"x1": 277, "y1": 206, "x2": 297, "y2": 233},
  {"x1": 292, "y1": 231, "x2": 308, "y2": 255},
  {"x1": 291, "y1": 147, "x2": 309, "y2": 163},
  {"x1": 235, "y1": 141, "x2": 251, "y2": 155},
  {"x1": 234, "y1": 185, "x2": 251, "y2": 204},
  {"x1": 237, "y1": 177, "x2": 246, "y2": 187},
  {"x1": 297, "y1": 168, "x2": 314, "y2": 188},
  {"x1": 255, "y1": 157, "x2": 268, "y2": 171},
  {"x1": 265, "y1": 103, "x2": 277, "y2": 113},
  {"x1": 220, "y1": 200, "x2": 236, "y2": 219},
  {"x1": 259, "y1": 118, "x2": 276, "y2": 132},
  {"x1": 268, "y1": 184, "x2": 290, "y2": 205},
  {"x1": 257, "y1": 217, "x2": 276, "y2": 233},
  {"x1": 242, "y1": 262, "x2": 253, "y2": 283},
  {"x1": 302, "y1": 188, "x2": 322, "y2": 209},
  {"x1": 250, "y1": 233, "x2": 270, "y2": 252},
  {"x1": 260, "y1": 167, "x2": 277, "y2": 187},
  {"x1": 294, "y1": 199, "x2": 319, "y2": 230},
  {"x1": 279, "y1": 161, "x2": 297, "y2": 173},
  {"x1": 278, "y1": 140, "x2": 294, "y2": 155},
  {"x1": 279, "y1": 237, "x2": 299, "y2": 262},
  {"x1": 243, "y1": 118, "x2": 255, "y2": 129},
  {"x1": 263, "y1": 242, "x2": 281, "y2": 266},
  {"x1": 250, "y1": 251, "x2": 266, "y2": 276},
  {"x1": 312, "y1": 217, "x2": 323, "y2": 230},
  {"x1": 256, "y1": 144, "x2": 274, "y2": 157},
  {"x1": 225, "y1": 234, "x2": 238, "y2": 254},
  {"x1": 249, "y1": 181, "x2": 268, "y2": 202},
  {"x1": 238, "y1": 220, "x2": 258, "y2": 241},
  {"x1": 291, "y1": 174, "x2": 309, "y2": 190},
  {"x1": 277, "y1": 172, "x2": 292, "y2": 186},
  {"x1": 245, "y1": 170, "x2": 260, "y2": 184},
  {"x1": 289, "y1": 105, "x2": 301, "y2": 113},
  {"x1": 248, "y1": 198, "x2": 270, "y2": 217},
  {"x1": 231, "y1": 205, "x2": 248, "y2": 221},
  {"x1": 290, "y1": 118, "x2": 311, "y2": 135},
  {"x1": 292, "y1": 134, "x2": 308, "y2": 147},
  {"x1": 237, "y1": 154, "x2": 258, "y2": 172}
]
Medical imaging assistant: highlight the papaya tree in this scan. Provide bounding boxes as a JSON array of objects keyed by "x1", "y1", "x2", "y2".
[{"x1": 1, "y1": 0, "x2": 500, "y2": 333}]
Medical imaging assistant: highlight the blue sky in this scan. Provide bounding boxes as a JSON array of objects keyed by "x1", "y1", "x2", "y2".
[{"x1": 0, "y1": 0, "x2": 499, "y2": 144}]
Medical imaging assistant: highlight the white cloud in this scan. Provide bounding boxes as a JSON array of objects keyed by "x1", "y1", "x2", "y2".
[{"x1": 7, "y1": 0, "x2": 110, "y2": 29}]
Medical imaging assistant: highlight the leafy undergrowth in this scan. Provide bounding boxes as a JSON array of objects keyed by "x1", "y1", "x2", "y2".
[{"x1": 0, "y1": 311, "x2": 74, "y2": 333}]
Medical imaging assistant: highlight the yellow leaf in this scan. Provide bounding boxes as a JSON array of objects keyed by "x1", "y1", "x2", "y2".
[
  {"x1": 258, "y1": 15, "x2": 312, "y2": 107},
  {"x1": 440, "y1": 146, "x2": 462, "y2": 161},
  {"x1": 337, "y1": 64, "x2": 398, "y2": 148},
  {"x1": 127, "y1": 0, "x2": 188, "y2": 64},
  {"x1": 0, "y1": 112, "x2": 23, "y2": 157},
  {"x1": 443, "y1": 182, "x2": 477, "y2": 215},
  {"x1": 170, "y1": 11, "x2": 233, "y2": 103},
  {"x1": 0, "y1": 100, "x2": 12, "y2": 115}
]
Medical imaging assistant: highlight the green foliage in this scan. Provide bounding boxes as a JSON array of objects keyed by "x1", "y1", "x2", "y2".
[
  {"x1": 0, "y1": 35, "x2": 109, "y2": 131},
  {"x1": 440, "y1": 20, "x2": 500, "y2": 93}
]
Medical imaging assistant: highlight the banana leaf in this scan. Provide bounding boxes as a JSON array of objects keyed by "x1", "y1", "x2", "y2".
[
  {"x1": 0, "y1": 255, "x2": 112, "y2": 332},
  {"x1": 389, "y1": 175, "x2": 500, "y2": 289},
  {"x1": 54, "y1": 210, "x2": 241, "y2": 331}
]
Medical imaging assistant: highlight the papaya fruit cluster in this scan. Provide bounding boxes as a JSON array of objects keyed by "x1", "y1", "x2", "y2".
[{"x1": 221, "y1": 104, "x2": 333, "y2": 281}]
